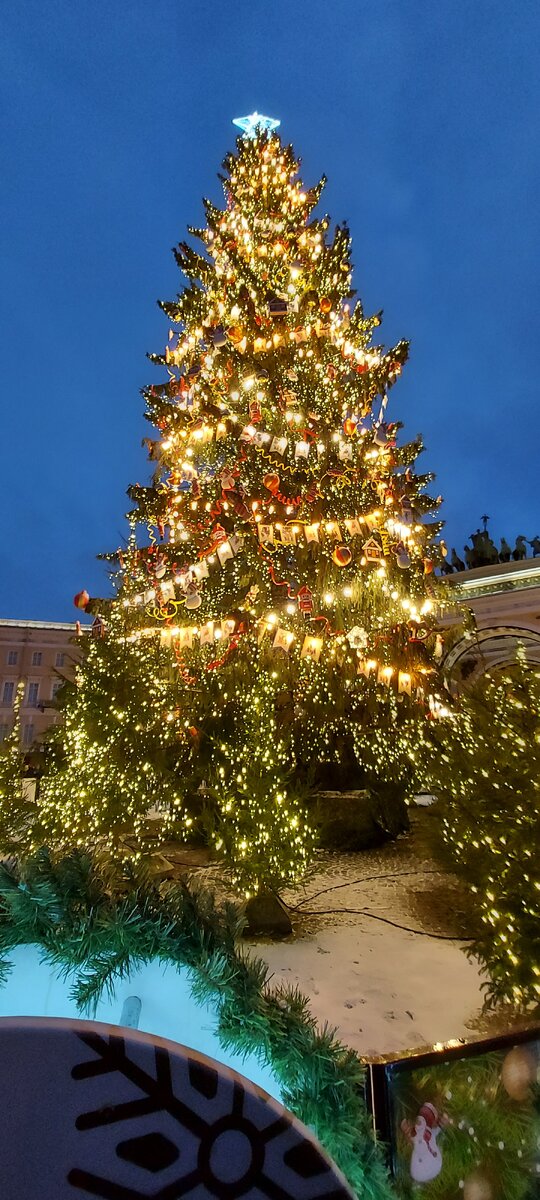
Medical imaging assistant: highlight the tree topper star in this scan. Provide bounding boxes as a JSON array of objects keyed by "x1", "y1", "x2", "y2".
[{"x1": 232, "y1": 112, "x2": 280, "y2": 138}]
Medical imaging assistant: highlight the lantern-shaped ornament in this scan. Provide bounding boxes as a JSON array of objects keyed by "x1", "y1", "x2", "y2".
[
  {"x1": 268, "y1": 297, "x2": 288, "y2": 319},
  {"x1": 297, "y1": 585, "x2": 313, "y2": 614}
]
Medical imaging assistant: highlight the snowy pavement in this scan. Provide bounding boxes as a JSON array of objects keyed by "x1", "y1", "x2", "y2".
[{"x1": 247, "y1": 821, "x2": 529, "y2": 1061}]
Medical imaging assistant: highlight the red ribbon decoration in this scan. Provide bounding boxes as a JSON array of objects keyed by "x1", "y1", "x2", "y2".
[
  {"x1": 206, "y1": 634, "x2": 240, "y2": 671},
  {"x1": 172, "y1": 642, "x2": 197, "y2": 684}
]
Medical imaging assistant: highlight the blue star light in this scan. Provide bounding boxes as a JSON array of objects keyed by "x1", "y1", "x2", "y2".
[{"x1": 232, "y1": 112, "x2": 280, "y2": 139}]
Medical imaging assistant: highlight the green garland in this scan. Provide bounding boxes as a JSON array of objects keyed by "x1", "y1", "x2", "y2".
[{"x1": 0, "y1": 848, "x2": 394, "y2": 1200}]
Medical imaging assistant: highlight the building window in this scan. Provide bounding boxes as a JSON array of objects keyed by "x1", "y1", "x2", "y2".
[
  {"x1": 2, "y1": 681, "x2": 14, "y2": 705},
  {"x1": 22, "y1": 723, "x2": 35, "y2": 747},
  {"x1": 27, "y1": 682, "x2": 40, "y2": 707},
  {"x1": 31, "y1": 651, "x2": 42, "y2": 667},
  {"x1": 51, "y1": 679, "x2": 63, "y2": 701},
  {"x1": 0, "y1": 723, "x2": 9, "y2": 742},
  {"x1": 7, "y1": 650, "x2": 18, "y2": 666},
  {"x1": 55, "y1": 652, "x2": 65, "y2": 668}
]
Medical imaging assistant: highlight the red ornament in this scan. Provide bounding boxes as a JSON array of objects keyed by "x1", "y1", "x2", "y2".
[
  {"x1": 263, "y1": 473, "x2": 280, "y2": 493},
  {"x1": 332, "y1": 545, "x2": 352, "y2": 567},
  {"x1": 343, "y1": 418, "x2": 357, "y2": 437},
  {"x1": 249, "y1": 399, "x2": 262, "y2": 424},
  {"x1": 424, "y1": 557, "x2": 434, "y2": 575},
  {"x1": 320, "y1": 296, "x2": 332, "y2": 313},
  {"x1": 73, "y1": 590, "x2": 90, "y2": 610}
]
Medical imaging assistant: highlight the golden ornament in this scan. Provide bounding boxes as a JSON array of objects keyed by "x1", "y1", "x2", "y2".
[
  {"x1": 463, "y1": 1170, "x2": 494, "y2": 1200},
  {"x1": 501, "y1": 1045, "x2": 537, "y2": 1101}
]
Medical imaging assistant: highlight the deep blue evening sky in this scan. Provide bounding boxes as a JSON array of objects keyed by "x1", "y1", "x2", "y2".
[{"x1": 1, "y1": 1, "x2": 539, "y2": 621}]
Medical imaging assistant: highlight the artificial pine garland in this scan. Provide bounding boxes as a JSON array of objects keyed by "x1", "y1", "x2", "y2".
[{"x1": 0, "y1": 848, "x2": 394, "y2": 1200}]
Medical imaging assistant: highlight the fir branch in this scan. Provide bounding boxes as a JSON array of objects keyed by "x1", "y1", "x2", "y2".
[{"x1": 0, "y1": 849, "x2": 394, "y2": 1200}]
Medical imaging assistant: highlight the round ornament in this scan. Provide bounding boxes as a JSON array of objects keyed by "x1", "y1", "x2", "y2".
[
  {"x1": 332, "y1": 545, "x2": 352, "y2": 567},
  {"x1": 73, "y1": 590, "x2": 89, "y2": 610},
  {"x1": 263, "y1": 473, "x2": 280, "y2": 493},
  {"x1": 343, "y1": 418, "x2": 357, "y2": 436},
  {"x1": 227, "y1": 325, "x2": 244, "y2": 346},
  {"x1": 320, "y1": 296, "x2": 332, "y2": 313},
  {"x1": 501, "y1": 1046, "x2": 537, "y2": 1101},
  {"x1": 463, "y1": 1170, "x2": 494, "y2": 1200}
]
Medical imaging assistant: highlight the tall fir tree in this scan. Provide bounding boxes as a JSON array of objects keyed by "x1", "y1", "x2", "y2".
[{"x1": 38, "y1": 117, "x2": 449, "y2": 893}]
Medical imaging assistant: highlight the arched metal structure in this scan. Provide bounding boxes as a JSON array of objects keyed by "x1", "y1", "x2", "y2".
[
  {"x1": 444, "y1": 625, "x2": 540, "y2": 682},
  {"x1": 442, "y1": 559, "x2": 540, "y2": 682}
]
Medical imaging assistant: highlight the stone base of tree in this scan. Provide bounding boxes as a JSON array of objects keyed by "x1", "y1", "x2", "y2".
[
  {"x1": 309, "y1": 788, "x2": 409, "y2": 851},
  {"x1": 244, "y1": 891, "x2": 293, "y2": 937}
]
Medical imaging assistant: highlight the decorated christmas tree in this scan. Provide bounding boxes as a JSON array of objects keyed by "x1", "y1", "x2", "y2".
[{"x1": 37, "y1": 114, "x2": 449, "y2": 893}]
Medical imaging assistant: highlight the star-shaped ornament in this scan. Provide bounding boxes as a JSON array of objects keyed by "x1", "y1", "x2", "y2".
[{"x1": 232, "y1": 112, "x2": 280, "y2": 138}]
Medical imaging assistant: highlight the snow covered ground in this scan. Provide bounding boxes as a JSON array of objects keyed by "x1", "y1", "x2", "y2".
[{"x1": 248, "y1": 820, "x2": 528, "y2": 1061}]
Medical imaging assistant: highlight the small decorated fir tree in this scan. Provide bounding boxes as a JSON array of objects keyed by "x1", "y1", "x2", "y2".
[
  {"x1": 39, "y1": 116, "x2": 449, "y2": 892},
  {"x1": 420, "y1": 654, "x2": 540, "y2": 1010},
  {"x1": 0, "y1": 684, "x2": 37, "y2": 853}
]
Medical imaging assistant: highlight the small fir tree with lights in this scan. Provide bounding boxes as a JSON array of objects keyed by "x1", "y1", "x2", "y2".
[
  {"x1": 0, "y1": 684, "x2": 37, "y2": 853},
  {"x1": 38, "y1": 115, "x2": 449, "y2": 894},
  {"x1": 420, "y1": 654, "x2": 540, "y2": 1011}
]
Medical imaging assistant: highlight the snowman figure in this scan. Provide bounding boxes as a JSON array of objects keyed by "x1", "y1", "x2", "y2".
[{"x1": 401, "y1": 1102, "x2": 446, "y2": 1184}]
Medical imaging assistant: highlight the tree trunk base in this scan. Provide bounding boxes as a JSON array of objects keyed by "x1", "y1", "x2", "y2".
[{"x1": 244, "y1": 891, "x2": 292, "y2": 937}]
